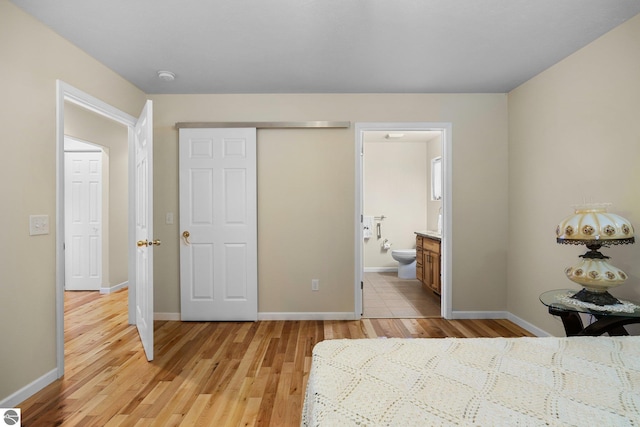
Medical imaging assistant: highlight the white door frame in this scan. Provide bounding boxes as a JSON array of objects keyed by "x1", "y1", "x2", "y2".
[
  {"x1": 354, "y1": 122, "x2": 453, "y2": 320},
  {"x1": 55, "y1": 81, "x2": 138, "y2": 377}
]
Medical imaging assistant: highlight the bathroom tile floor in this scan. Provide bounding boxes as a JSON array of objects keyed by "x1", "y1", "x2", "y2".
[{"x1": 362, "y1": 271, "x2": 441, "y2": 318}]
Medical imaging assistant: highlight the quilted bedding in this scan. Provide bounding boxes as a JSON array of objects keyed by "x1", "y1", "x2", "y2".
[{"x1": 302, "y1": 337, "x2": 640, "y2": 426}]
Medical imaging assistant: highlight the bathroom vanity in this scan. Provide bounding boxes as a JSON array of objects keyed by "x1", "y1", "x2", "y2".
[{"x1": 415, "y1": 232, "x2": 441, "y2": 295}]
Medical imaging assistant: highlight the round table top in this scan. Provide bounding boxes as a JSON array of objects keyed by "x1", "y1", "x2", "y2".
[{"x1": 540, "y1": 289, "x2": 640, "y2": 317}]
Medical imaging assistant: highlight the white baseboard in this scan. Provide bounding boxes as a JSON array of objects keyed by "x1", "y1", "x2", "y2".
[
  {"x1": 1, "y1": 368, "x2": 58, "y2": 407},
  {"x1": 258, "y1": 312, "x2": 356, "y2": 321},
  {"x1": 100, "y1": 281, "x2": 128, "y2": 294},
  {"x1": 174, "y1": 309, "x2": 363, "y2": 322},
  {"x1": 154, "y1": 312, "x2": 180, "y2": 321},
  {"x1": 364, "y1": 267, "x2": 397, "y2": 273},
  {"x1": 153, "y1": 312, "x2": 357, "y2": 321},
  {"x1": 506, "y1": 312, "x2": 552, "y2": 337},
  {"x1": 452, "y1": 310, "x2": 551, "y2": 337}
]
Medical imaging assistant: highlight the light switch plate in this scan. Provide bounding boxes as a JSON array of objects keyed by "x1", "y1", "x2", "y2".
[{"x1": 30, "y1": 214, "x2": 50, "y2": 236}]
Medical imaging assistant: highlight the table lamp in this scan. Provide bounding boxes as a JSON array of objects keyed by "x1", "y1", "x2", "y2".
[{"x1": 556, "y1": 204, "x2": 634, "y2": 305}]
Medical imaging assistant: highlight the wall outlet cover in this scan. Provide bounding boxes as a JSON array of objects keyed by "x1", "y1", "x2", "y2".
[{"x1": 29, "y1": 214, "x2": 50, "y2": 236}]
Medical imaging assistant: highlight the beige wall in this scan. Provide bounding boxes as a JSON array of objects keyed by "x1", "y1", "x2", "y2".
[
  {"x1": 364, "y1": 140, "x2": 428, "y2": 268},
  {"x1": 507, "y1": 14, "x2": 640, "y2": 336},
  {"x1": 0, "y1": 0, "x2": 146, "y2": 401},
  {"x1": 64, "y1": 103, "x2": 129, "y2": 289},
  {"x1": 151, "y1": 93, "x2": 509, "y2": 314}
]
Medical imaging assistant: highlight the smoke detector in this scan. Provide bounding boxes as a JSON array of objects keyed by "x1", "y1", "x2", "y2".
[{"x1": 157, "y1": 70, "x2": 176, "y2": 82}]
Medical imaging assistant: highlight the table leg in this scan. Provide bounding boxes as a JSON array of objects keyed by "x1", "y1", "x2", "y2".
[
  {"x1": 580, "y1": 316, "x2": 633, "y2": 336},
  {"x1": 548, "y1": 306, "x2": 584, "y2": 336},
  {"x1": 549, "y1": 307, "x2": 639, "y2": 336}
]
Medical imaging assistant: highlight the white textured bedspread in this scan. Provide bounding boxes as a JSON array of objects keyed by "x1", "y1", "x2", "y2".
[{"x1": 302, "y1": 337, "x2": 640, "y2": 426}]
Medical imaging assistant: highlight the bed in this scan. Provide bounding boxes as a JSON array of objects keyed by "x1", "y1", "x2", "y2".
[{"x1": 302, "y1": 337, "x2": 640, "y2": 426}]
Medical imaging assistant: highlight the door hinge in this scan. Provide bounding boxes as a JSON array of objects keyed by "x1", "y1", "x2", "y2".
[{"x1": 361, "y1": 281, "x2": 364, "y2": 290}]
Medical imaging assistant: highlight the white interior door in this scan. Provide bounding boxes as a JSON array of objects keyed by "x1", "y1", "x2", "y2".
[
  {"x1": 134, "y1": 100, "x2": 155, "y2": 360},
  {"x1": 64, "y1": 150, "x2": 102, "y2": 291},
  {"x1": 179, "y1": 128, "x2": 257, "y2": 321}
]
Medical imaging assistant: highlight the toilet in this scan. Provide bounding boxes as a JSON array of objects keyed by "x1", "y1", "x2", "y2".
[{"x1": 391, "y1": 249, "x2": 417, "y2": 279}]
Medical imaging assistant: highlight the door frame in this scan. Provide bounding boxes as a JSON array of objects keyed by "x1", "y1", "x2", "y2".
[
  {"x1": 55, "y1": 81, "x2": 138, "y2": 377},
  {"x1": 354, "y1": 122, "x2": 453, "y2": 319}
]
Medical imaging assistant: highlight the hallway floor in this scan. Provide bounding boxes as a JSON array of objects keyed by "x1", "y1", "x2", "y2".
[{"x1": 362, "y1": 271, "x2": 441, "y2": 318}]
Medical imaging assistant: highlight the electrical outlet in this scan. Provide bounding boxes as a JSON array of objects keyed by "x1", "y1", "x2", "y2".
[{"x1": 312, "y1": 279, "x2": 319, "y2": 291}]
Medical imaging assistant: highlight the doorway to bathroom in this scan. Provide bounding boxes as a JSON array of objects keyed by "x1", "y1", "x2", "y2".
[{"x1": 354, "y1": 123, "x2": 452, "y2": 320}]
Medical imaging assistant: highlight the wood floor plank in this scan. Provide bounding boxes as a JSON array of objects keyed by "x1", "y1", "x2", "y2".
[
  {"x1": 237, "y1": 396, "x2": 262, "y2": 427},
  {"x1": 179, "y1": 393, "x2": 210, "y2": 426},
  {"x1": 18, "y1": 289, "x2": 533, "y2": 426}
]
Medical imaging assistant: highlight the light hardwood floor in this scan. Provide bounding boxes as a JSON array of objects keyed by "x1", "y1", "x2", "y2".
[{"x1": 19, "y1": 289, "x2": 532, "y2": 426}]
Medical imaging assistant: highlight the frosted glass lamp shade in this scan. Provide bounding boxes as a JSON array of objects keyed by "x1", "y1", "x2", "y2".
[
  {"x1": 556, "y1": 205, "x2": 634, "y2": 245},
  {"x1": 565, "y1": 258, "x2": 628, "y2": 291},
  {"x1": 556, "y1": 204, "x2": 634, "y2": 305}
]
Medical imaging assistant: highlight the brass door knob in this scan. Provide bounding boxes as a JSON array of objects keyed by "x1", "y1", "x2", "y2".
[
  {"x1": 182, "y1": 231, "x2": 191, "y2": 245},
  {"x1": 152, "y1": 239, "x2": 161, "y2": 246},
  {"x1": 137, "y1": 240, "x2": 148, "y2": 247}
]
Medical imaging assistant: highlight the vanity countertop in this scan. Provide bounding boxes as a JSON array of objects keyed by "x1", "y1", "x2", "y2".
[{"x1": 415, "y1": 230, "x2": 442, "y2": 241}]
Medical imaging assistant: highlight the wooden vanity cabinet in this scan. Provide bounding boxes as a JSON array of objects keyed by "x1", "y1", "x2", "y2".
[
  {"x1": 416, "y1": 235, "x2": 441, "y2": 295},
  {"x1": 416, "y1": 236, "x2": 424, "y2": 287}
]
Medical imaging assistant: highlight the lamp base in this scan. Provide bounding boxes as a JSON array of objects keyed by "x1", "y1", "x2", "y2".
[{"x1": 570, "y1": 288, "x2": 621, "y2": 306}]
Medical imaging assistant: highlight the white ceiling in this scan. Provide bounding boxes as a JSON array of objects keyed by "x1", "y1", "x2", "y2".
[{"x1": 10, "y1": 0, "x2": 640, "y2": 94}]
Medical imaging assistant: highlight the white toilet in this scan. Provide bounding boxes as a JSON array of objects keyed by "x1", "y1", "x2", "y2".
[{"x1": 391, "y1": 249, "x2": 417, "y2": 279}]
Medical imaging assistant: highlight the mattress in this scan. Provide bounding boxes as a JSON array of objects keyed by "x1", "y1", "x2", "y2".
[{"x1": 302, "y1": 337, "x2": 640, "y2": 426}]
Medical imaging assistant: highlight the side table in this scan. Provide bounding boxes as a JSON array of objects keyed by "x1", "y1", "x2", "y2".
[{"x1": 540, "y1": 289, "x2": 640, "y2": 336}]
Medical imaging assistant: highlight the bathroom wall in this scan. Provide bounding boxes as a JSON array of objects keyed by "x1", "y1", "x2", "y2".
[{"x1": 363, "y1": 139, "x2": 428, "y2": 269}]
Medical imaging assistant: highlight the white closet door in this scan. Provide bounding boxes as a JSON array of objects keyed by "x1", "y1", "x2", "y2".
[
  {"x1": 65, "y1": 151, "x2": 102, "y2": 291},
  {"x1": 179, "y1": 128, "x2": 257, "y2": 321}
]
